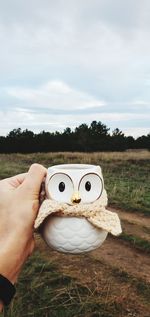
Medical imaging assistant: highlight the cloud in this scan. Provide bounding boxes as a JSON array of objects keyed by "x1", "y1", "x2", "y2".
[
  {"x1": 6, "y1": 81, "x2": 106, "y2": 110},
  {"x1": 123, "y1": 127, "x2": 150, "y2": 137},
  {"x1": 0, "y1": 105, "x2": 149, "y2": 138},
  {"x1": 0, "y1": 79, "x2": 149, "y2": 138}
]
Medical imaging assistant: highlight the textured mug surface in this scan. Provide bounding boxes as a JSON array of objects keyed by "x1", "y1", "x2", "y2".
[{"x1": 42, "y1": 164, "x2": 108, "y2": 254}]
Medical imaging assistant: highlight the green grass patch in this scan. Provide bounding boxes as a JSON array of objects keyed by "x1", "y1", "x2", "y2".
[{"x1": 119, "y1": 233, "x2": 150, "y2": 254}]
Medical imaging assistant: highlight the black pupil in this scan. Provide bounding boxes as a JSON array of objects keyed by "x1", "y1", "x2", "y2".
[
  {"x1": 85, "y1": 181, "x2": 91, "y2": 191},
  {"x1": 59, "y1": 182, "x2": 65, "y2": 192}
]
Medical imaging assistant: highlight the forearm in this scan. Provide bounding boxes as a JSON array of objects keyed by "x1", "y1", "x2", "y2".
[
  {"x1": 0, "y1": 229, "x2": 33, "y2": 295},
  {"x1": 0, "y1": 228, "x2": 29, "y2": 284}
]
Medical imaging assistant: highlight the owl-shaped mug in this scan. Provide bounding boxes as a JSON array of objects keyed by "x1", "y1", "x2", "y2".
[{"x1": 41, "y1": 164, "x2": 108, "y2": 254}]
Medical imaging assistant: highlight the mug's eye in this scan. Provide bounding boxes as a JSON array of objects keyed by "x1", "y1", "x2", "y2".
[
  {"x1": 85, "y1": 181, "x2": 91, "y2": 191},
  {"x1": 79, "y1": 173, "x2": 103, "y2": 203},
  {"x1": 47, "y1": 173, "x2": 74, "y2": 203},
  {"x1": 59, "y1": 182, "x2": 65, "y2": 192}
]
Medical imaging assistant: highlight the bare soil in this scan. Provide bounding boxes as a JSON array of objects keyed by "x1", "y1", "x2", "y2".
[
  {"x1": 91, "y1": 237, "x2": 150, "y2": 282},
  {"x1": 111, "y1": 207, "x2": 150, "y2": 239},
  {"x1": 111, "y1": 208, "x2": 150, "y2": 228}
]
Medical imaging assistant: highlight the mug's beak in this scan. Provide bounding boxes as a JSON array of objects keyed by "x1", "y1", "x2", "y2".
[{"x1": 71, "y1": 191, "x2": 81, "y2": 204}]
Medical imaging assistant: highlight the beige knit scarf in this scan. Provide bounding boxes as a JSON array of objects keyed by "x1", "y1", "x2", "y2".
[{"x1": 34, "y1": 189, "x2": 122, "y2": 236}]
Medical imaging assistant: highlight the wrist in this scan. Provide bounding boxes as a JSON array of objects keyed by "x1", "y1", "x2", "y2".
[{"x1": 0, "y1": 274, "x2": 16, "y2": 307}]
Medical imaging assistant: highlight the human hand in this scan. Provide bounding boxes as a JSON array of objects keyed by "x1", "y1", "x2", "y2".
[{"x1": 0, "y1": 164, "x2": 47, "y2": 286}]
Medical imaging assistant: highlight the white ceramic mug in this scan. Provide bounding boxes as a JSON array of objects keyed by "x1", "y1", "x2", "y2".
[{"x1": 42, "y1": 164, "x2": 108, "y2": 254}]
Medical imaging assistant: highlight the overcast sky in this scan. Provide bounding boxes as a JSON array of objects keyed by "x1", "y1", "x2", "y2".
[{"x1": 0, "y1": 0, "x2": 150, "y2": 137}]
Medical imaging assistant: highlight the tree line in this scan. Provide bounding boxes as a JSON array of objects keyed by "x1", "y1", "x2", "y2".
[{"x1": 0, "y1": 121, "x2": 149, "y2": 153}]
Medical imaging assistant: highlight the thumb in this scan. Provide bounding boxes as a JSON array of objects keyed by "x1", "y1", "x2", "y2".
[{"x1": 20, "y1": 164, "x2": 47, "y2": 198}]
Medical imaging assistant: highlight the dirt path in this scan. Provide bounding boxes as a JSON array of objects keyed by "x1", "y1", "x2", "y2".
[
  {"x1": 121, "y1": 220, "x2": 150, "y2": 241},
  {"x1": 90, "y1": 208, "x2": 150, "y2": 283},
  {"x1": 110, "y1": 207, "x2": 150, "y2": 241},
  {"x1": 110, "y1": 207, "x2": 150, "y2": 228},
  {"x1": 90, "y1": 237, "x2": 150, "y2": 283}
]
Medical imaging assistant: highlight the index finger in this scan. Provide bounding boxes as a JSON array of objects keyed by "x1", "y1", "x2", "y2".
[{"x1": 5, "y1": 173, "x2": 28, "y2": 189}]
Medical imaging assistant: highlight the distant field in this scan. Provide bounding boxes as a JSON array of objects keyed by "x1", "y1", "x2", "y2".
[
  {"x1": 0, "y1": 150, "x2": 149, "y2": 214},
  {"x1": 0, "y1": 151, "x2": 150, "y2": 317}
]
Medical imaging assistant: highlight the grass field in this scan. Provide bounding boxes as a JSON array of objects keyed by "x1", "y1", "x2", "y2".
[
  {"x1": 0, "y1": 151, "x2": 149, "y2": 214},
  {"x1": 0, "y1": 151, "x2": 150, "y2": 317}
]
